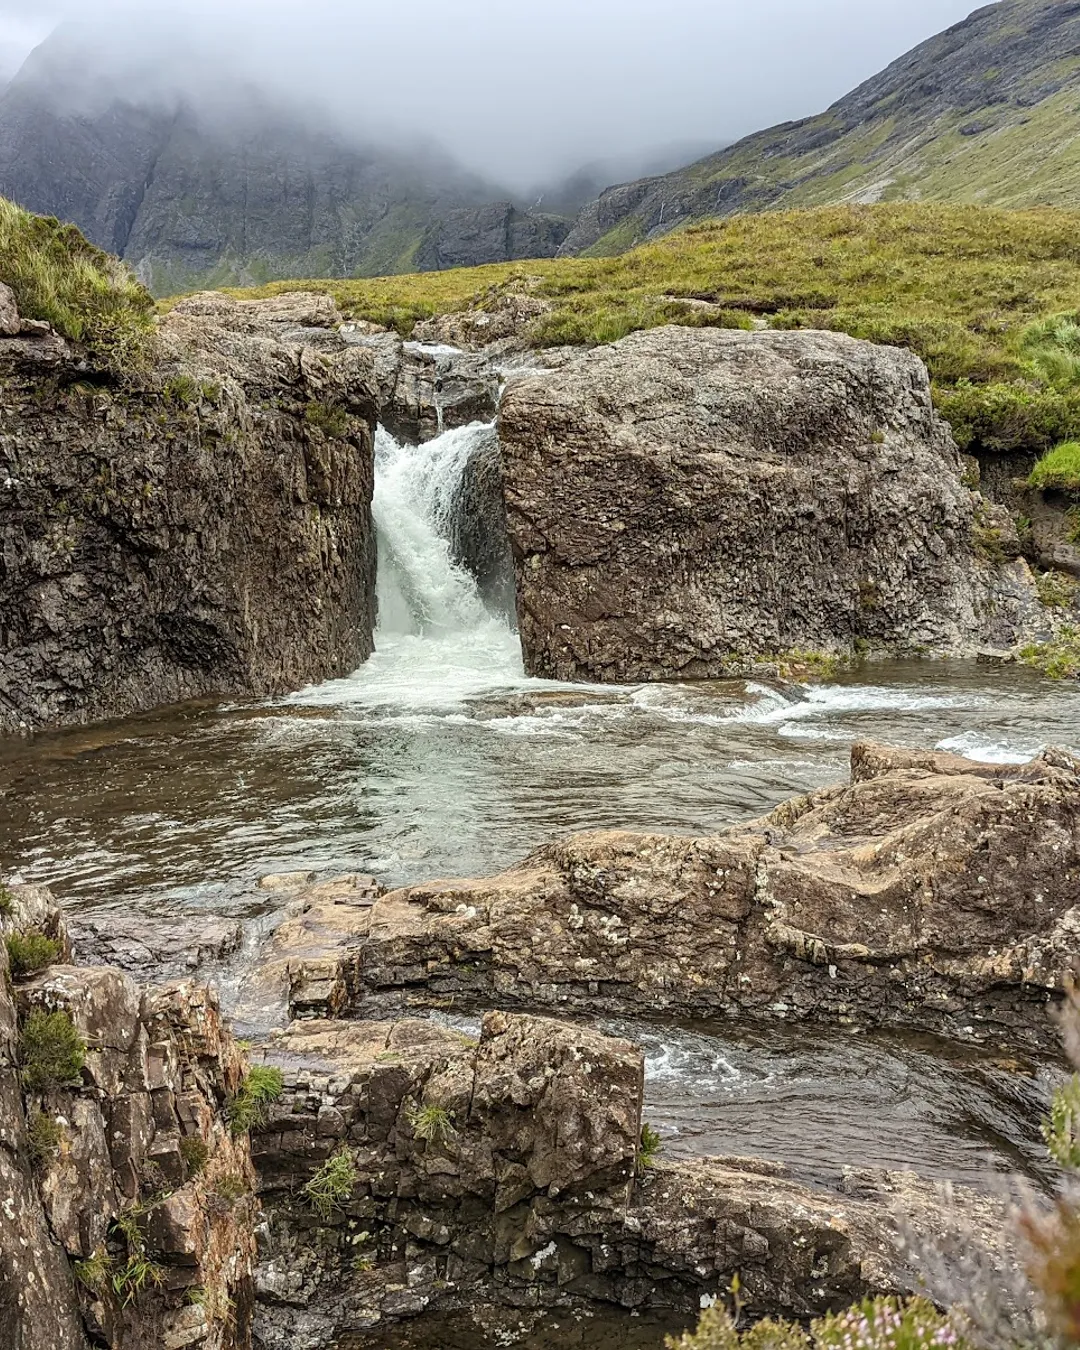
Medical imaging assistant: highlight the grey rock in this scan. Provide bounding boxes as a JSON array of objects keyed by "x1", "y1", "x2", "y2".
[
  {"x1": 0, "y1": 290, "x2": 378, "y2": 732},
  {"x1": 497, "y1": 326, "x2": 1041, "y2": 683},
  {"x1": 0, "y1": 280, "x2": 20, "y2": 336},
  {"x1": 414, "y1": 202, "x2": 571, "y2": 273}
]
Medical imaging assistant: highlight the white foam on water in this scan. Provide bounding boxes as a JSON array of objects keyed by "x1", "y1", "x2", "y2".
[{"x1": 935, "y1": 732, "x2": 1040, "y2": 765}]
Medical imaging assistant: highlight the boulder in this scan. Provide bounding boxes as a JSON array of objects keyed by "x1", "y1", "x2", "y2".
[
  {"x1": 249, "y1": 1011, "x2": 1011, "y2": 1346},
  {"x1": 498, "y1": 326, "x2": 1040, "y2": 681},
  {"x1": 265, "y1": 744, "x2": 1080, "y2": 1049},
  {"x1": 0, "y1": 291, "x2": 378, "y2": 731}
]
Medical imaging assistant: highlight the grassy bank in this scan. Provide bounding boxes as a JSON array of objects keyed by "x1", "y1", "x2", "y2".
[
  {"x1": 219, "y1": 202, "x2": 1080, "y2": 456},
  {"x1": 0, "y1": 196, "x2": 154, "y2": 366}
]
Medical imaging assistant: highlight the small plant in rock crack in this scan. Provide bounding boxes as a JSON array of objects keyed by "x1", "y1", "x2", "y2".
[
  {"x1": 407, "y1": 1103, "x2": 455, "y2": 1146},
  {"x1": 637, "y1": 1122, "x2": 663, "y2": 1173},
  {"x1": 227, "y1": 1064, "x2": 284, "y2": 1134},
  {"x1": 74, "y1": 1247, "x2": 114, "y2": 1296},
  {"x1": 19, "y1": 1009, "x2": 86, "y2": 1091},
  {"x1": 179, "y1": 1134, "x2": 210, "y2": 1178},
  {"x1": 6, "y1": 931, "x2": 61, "y2": 977},
  {"x1": 109, "y1": 1198, "x2": 169, "y2": 1307},
  {"x1": 27, "y1": 1108, "x2": 64, "y2": 1172},
  {"x1": 302, "y1": 1146, "x2": 359, "y2": 1221},
  {"x1": 0, "y1": 883, "x2": 14, "y2": 918}
]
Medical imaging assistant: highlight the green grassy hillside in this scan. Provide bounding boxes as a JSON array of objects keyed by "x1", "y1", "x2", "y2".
[
  {"x1": 223, "y1": 202, "x2": 1080, "y2": 457},
  {"x1": 0, "y1": 196, "x2": 153, "y2": 365},
  {"x1": 559, "y1": 0, "x2": 1080, "y2": 258}
]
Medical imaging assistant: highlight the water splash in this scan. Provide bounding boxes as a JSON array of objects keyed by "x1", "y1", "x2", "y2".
[{"x1": 373, "y1": 422, "x2": 498, "y2": 637}]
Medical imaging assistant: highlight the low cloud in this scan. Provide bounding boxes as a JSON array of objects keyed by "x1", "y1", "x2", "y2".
[{"x1": 0, "y1": 0, "x2": 982, "y2": 189}]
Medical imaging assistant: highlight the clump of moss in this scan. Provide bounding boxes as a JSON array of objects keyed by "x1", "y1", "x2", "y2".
[
  {"x1": 1019, "y1": 625, "x2": 1080, "y2": 680},
  {"x1": 1030, "y1": 441, "x2": 1080, "y2": 492},
  {"x1": 1035, "y1": 570, "x2": 1078, "y2": 609},
  {"x1": 213, "y1": 1171, "x2": 249, "y2": 1206},
  {"x1": 303, "y1": 1146, "x2": 359, "y2": 1221},
  {"x1": 179, "y1": 1134, "x2": 209, "y2": 1178},
  {"x1": 0, "y1": 195, "x2": 154, "y2": 368},
  {"x1": 0, "y1": 884, "x2": 14, "y2": 918},
  {"x1": 227, "y1": 1064, "x2": 284, "y2": 1134},
  {"x1": 304, "y1": 401, "x2": 349, "y2": 437},
  {"x1": 19, "y1": 1009, "x2": 86, "y2": 1091},
  {"x1": 6, "y1": 931, "x2": 61, "y2": 977},
  {"x1": 27, "y1": 1108, "x2": 64, "y2": 1172}
]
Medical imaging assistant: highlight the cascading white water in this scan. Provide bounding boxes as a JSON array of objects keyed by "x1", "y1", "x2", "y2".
[
  {"x1": 338, "y1": 422, "x2": 526, "y2": 706},
  {"x1": 373, "y1": 422, "x2": 493, "y2": 637}
]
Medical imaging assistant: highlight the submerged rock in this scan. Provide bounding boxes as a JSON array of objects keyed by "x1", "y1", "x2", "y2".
[
  {"x1": 0, "y1": 290, "x2": 378, "y2": 732},
  {"x1": 498, "y1": 326, "x2": 1041, "y2": 682},
  {"x1": 267, "y1": 742, "x2": 1080, "y2": 1049}
]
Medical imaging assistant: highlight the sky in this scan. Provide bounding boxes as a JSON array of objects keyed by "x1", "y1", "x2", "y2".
[{"x1": 0, "y1": 0, "x2": 986, "y2": 189}]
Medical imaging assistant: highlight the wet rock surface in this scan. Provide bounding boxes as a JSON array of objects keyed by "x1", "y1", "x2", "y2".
[
  {"x1": 269, "y1": 743, "x2": 1080, "y2": 1051},
  {"x1": 0, "y1": 289, "x2": 378, "y2": 732},
  {"x1": 498, "y1": 326, "x2": 1043, "y2": 682}
]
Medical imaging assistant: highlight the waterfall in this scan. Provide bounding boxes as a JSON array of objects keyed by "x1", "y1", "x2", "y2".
[
  {"x1": 373, "y1": 423, "x2": 496, "y2": 636},
  {"x1": 363, "y1": 423, "x2": 524, "y2": 701}
]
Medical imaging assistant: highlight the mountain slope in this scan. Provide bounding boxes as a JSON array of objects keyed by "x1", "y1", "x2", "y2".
[
  {"x1": 561, "y1": 0, "x2": 1080, "y2": 256},
  {"x1": 0, "y1": 31, "x2": 570, "y2": 294}
]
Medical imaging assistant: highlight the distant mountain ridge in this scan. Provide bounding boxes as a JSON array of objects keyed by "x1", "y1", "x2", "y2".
[
  {"x1": 560, "y1": 0, "x2": 1080, "y2": 257},
  {"x1": 0, "y1": 31, "x2": 571, "y2": 294}
]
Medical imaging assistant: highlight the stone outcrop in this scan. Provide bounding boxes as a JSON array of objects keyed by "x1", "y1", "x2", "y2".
[
  {"x1": 247, "y1": 1011, "x2": 1009, "y2": 1346},
  {"x1": 498, "y1": 326, "x2": 1041, "y2": 682},
  {"x1": 414, "y1": 203, "x2": 572, "y2": 274},
  {"x1": 0, "y1": 289, "x2": 378, "y2": 732},
  {"x1": 0, "y1": 884, "x2": 257, "y2": 1350},
  {"x1": 257, "y1": 743, "x2": 1080, "y2": 1051},
  {"x1": 449, "y1": 427, "x2": 516, "y2": 617},
  {"x1": 345, "y1": 332, "x2": 500, "y2": 445}
]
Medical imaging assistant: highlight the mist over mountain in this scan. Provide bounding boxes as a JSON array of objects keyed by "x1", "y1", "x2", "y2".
[{"x1": 560, "y1": 0, "x2": 1080, "y2": 256}]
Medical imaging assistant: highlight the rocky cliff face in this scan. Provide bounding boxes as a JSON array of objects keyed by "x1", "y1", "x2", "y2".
[
  {"x1": 560, "y1": 0, "x2": 1080, "y2": 256},
  {"x1": 0, "y1": 289, "x2": 377, "y2": 733},
  {"x1": 0, "y1": 886, "x2": 257, "y2": 1350},
  {"x1": 498, "y1": 326, "x2": 1040, "y2": 682}
]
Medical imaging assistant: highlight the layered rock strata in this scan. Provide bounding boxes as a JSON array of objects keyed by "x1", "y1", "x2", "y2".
[
  {"x1": 248, "y1": 1012, "x2": 1007, "y2": 1347},
  {"x1": 260, "y1": 743, "x2": 1080, "y2": 1051},
  {"x1": 0, "y1": 884, "x2": 257, "y2": 1350},
  {"x1": 0, "y1": 290, "x2": 378, "y2": 732},
  {"x1": 498, "y1": 326, "x2": 1041, "y2": 682}
]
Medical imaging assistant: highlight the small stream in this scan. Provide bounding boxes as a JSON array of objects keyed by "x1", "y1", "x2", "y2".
[{"x1": 0, "y1": 421, "x2": 1076, "y2": 1240}]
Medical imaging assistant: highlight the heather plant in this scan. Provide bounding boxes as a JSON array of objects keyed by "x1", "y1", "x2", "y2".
[
  {"x1": 19, "y1": 1009, "x2": 86, "y2": 1090},
  {"x1": 6, "y1": 931, "x2": 62, "y2": 977}
]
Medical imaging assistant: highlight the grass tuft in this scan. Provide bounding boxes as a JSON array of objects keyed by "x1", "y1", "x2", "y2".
[
  {"x1": 302, "y1": 1146, "x2": 359, "y2": 1221},
  {"x1": 227, "y1": 1064, "x2": 284, "y2": 1134},
  {"x1": 27, "y1": 1108, "x2": 64, "y2": 1172},
  {"x1": 638, "y1": 1122, "x2": 663, "y2": 1174},
  {"x1": 407, "y1": 1103, "x2": 455, "y2": 1146},
  {"x1": 1030, "y1": 441, "x2": 1080, "y2": 492},
  {"x1": 19, "y1": 1009, "x2": 86, "y2": 1091},
  {"x1": 0, "y1": 195, "x2": 154, "y2": 368}
]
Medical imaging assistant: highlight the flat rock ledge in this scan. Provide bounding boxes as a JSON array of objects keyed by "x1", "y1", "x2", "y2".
[{"x1": 260, "y1": 742, "x2": 1080, "y2": 1052}]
